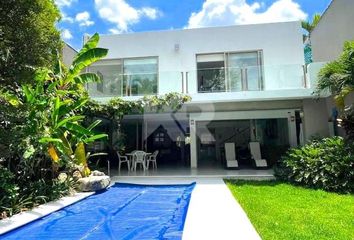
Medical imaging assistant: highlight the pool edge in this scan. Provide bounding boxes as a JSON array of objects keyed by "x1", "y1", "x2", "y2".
[{"x1": 0, "y1": 192, "x2": 94, "y2": 235}]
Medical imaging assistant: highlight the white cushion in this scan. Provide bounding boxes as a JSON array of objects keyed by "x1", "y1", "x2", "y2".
[{"x1": 255, "y1": 159, "x2": 267, "y2": 167}]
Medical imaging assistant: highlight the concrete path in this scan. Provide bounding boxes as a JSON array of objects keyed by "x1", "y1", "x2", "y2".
[{"x1": 114, "y1": 177, "x2": 261, "y2": 240}]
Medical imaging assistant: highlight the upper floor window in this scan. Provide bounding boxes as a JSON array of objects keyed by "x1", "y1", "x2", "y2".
[
  {"x1": 87, "y1": 57, "x2": 158, "y2": 97},
  {"x1": 197, "y1": 51, "x2": 263, "y2": 93},
  {"x1": 123, "y1": 57, "x2": 158, "y2": 96},
  {"x1": 87, "y1": 60, "x2": 123, "y2": 97}
]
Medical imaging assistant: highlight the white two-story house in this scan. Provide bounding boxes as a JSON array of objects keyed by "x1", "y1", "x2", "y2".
[{"x1": 87, "y1": 21, "x2": 327, "y2": 170}]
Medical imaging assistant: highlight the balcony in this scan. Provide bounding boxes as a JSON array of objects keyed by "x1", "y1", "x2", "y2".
[{"x1": 87, "y1": 62, "x2": 326, "y2": 102}]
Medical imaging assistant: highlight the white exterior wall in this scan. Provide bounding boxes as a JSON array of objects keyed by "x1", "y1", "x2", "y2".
[
  {"x1": 97, "y1": 21, "x2": 306, "y2": 101},
  {"x1": 312, "y1": 0, "x2": 354, "y2": 62},
  {"x1": 62, "y1": 43, "x2": 77, "y2": 68},
  {"x1": 302, "y1": 99, "x2": 330, "y2": 140}
]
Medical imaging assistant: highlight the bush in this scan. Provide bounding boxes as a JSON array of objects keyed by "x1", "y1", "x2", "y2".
[
  {"x1": 275, "y1": 137, "x2": 354, "y2": 193},
  {"x1": 0, "y1": 164, "x2": 75, "y2": 219},
  {"x1": 0, "y1": 165, "x2": 19, "y2": 218}
]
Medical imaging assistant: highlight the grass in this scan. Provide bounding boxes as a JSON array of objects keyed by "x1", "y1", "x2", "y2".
[{"x1": 225, "y1": 180, "x2": 354, "y2": 240}]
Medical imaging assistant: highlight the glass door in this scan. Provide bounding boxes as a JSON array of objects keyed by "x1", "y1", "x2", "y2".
[{"x1": 227, "y1": 51, "x2": 262, "y2": 91}]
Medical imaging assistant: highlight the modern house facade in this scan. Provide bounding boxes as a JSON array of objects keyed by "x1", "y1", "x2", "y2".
[{"x1": 87, "y1": 21, "x2": 326, "y2": 169}]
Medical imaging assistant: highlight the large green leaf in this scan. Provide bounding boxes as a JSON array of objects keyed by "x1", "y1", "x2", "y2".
[
  {"x1": 87, "y1": 120, "x2": 102, "y2": 131},
  {"x1": 58, "y1": 132, "x2": 73, "y2": 155},
  {"x1": 74, "y1": 72, "x2": 101, "y2": 84},
  {"x1": 68, "y1": 48, "x2": 108, "y2": 78},
  {"x1": 73, "y1": 33, "x2": 99, "y2": 63},
  {"x1": 83, "y1": 134, "x2": 108, "y2": 144},
  {"x1": 22, "y1": 85, "x2": 34, "y2": 103},
  {"x1": 54, "y1": 51, "x2": 64, "y2": 77},
  {"x1": 56, "y1": 115, "x2": 85, "y2": 128},
  {"x1": 65, "y1": 122, "x2": 92, "y2": 136},
  {"x1": 39, "y1": 137, "x2": 63, "y2": 143},
  {"x1": 59, "y1": 98, "x2": 88, "y2": 117},
  {"x1": 52, "y1": 96, "x2": 60, "y2": 126}
]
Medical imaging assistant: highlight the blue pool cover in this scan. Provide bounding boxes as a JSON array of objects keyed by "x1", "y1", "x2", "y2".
[{"x1": 1, "y1": 182, "x2": 196, "y2": 240}]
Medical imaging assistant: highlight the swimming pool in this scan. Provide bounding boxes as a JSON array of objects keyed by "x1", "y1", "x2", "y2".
[{"x1": 0, "y1": 182, "x2": 195, "y2": 240}]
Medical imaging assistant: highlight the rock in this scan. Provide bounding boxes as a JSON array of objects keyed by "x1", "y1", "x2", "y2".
[
  {"x1": 77, "y1": 175, "x2": 110, "y2": 192},
  {"x1": 72, "y1": 170, "x2": 83, "y2": 180},
  {"x1": 90, "y1": 170, "x2": 105, "y2": 176}
]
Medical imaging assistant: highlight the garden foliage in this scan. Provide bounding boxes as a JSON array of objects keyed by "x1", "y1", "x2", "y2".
[
  {"x1": 276, "y1": 137, "x2": 354, "y2": 193},
  {"x1": 0, "y1": 33, "x2": 108, "y2": 218},
  {"x1": 0, "y1": 0, "x2": 62, "y2": 89}
]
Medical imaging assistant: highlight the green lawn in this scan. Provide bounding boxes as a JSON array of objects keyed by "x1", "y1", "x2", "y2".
[{"x1": 225, "y1": 180, "x2": 354, "y2": 240}]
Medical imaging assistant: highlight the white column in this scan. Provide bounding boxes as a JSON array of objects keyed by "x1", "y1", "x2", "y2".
[
  {"x1": 287, "y1": 111, "x2": 297, "y2": 147},
  {"x1": 190, "y1": 119, "x2": 197, "y2": 168}
]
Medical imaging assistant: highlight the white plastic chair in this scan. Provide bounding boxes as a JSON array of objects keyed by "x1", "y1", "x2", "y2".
[
  {"x1": 117, "y1": 152, "x2": 130, "y2": 171},
  {"x1": 146, "y1": 150, "x2": 159, "y2": 169},
  {"x1": 249, "y1": 142, "x2": 268, "y2": 167},
  {"x1": 133, "y1": 151, "x2": 146, "y2": 171}
]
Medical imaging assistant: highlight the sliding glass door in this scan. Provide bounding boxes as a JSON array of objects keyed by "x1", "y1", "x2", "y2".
[
  {"x1": 227, "y1": 51, "x2": 262, "y2": 91},
  {"x1": 196, "y1": 51, "x2": 263, "y2": 93},
  {"x1": 196, "y1": 54, "x2": 226, "y2": 92},
  {"x1": 88, "y1": 57, "x2": 158, "y2": 97}
]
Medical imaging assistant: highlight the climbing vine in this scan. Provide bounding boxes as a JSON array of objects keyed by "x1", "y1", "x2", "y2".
[
  {"x1": 84, "y1": 92, "x2": 191, "y2": 121},
  {"x1": 83, "y1": 93, "x2": 191, "y2": 152}
]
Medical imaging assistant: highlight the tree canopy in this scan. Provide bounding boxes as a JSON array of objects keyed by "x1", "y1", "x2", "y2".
[
  {"x1": 0, "y1": 0, "x2": 62, "y2": 89},
  {"x1": 302, "y1": 13, "x2": 321, "y2": 39}
]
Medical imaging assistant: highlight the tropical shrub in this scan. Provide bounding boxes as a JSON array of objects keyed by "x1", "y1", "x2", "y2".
[
  {"x1": 0, "y1": 165, "x2": 19, "y2": 218},
  {"x1": 0, "y1": 164, "x2": 74, "y2": 219},
  {"x1": 276, "y1": 137, "x2": 354, "y2": 193},
  {"x1": 316, "y1": 41, "x2": 354, "y2": 141}
]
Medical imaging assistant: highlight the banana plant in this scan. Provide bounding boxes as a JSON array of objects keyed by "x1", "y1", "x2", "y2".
[{"x1": 1, "y1": 33, "x2": 108, "y2": 177}]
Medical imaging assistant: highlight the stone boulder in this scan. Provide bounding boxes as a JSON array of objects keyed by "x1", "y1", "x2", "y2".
[
  {"x1": 90, "y1": 170, "x2": 105, "y2": 176},
  {"x1": 77, "y1": 175, "x2": 110, "y2": 192}
]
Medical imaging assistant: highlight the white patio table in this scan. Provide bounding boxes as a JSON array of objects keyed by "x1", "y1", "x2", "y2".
[{"x1": 126, "y1": 151, "x2": 151, "y2": 171}]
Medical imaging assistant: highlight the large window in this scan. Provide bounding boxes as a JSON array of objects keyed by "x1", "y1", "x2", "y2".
[
  {"x1": 88, "y1": 57, "x2": 158, "y2": 97},
  {"x1": 197, "y1": 51, "x2": 263, "y2": 93},
  {"x1": 87, "y1": 60, "x2": 123, "y2": 97},
  {"x1": 123, "y1": 58, "x2": 158, "y2": 96},
  {"x1": 197, "y1": 54, "x2": 226, "y2": 92}
]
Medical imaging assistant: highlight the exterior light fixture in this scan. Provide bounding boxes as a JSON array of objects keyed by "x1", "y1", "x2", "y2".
[{"x1": 174, "y1": 43, "x2": 180, "y2": 52}]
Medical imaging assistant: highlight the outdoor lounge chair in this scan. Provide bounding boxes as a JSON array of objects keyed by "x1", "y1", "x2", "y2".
[
  {"x1": 117, "y1": 152, "x2": 130, "y2": 171},
  {"x1": 225, "y1": 143, "x2": 239, "y2": 168},
  {"x1": 249, "y1": 142, "x2": 268, "y2": 167},
  {"x1": 146, "y1": 150, "x2": 159, "y2": 169}
]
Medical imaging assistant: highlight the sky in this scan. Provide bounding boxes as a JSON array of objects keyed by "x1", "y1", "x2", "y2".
[{"x1": 56, "y1": 0, "x2": 332, "y2": 50}]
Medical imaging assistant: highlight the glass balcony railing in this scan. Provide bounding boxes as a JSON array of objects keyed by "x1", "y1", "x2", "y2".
[
  {"x1": 87, "y1": 72, "x2": 158, "y2": 97},
  {"x1": 86, "y1": 63, "x2": 325, "y2": 98},
  {"x1": 305, "y1": 62, "x2": 327, "y2": 89}
]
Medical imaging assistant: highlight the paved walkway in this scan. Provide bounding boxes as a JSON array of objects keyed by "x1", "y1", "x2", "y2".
[
  {"x1": 112, "y1": 167, "x2": 274, "y2": 180},
  {"x1": 113, "y1": 177, "x2": 261, "y2": 240}
]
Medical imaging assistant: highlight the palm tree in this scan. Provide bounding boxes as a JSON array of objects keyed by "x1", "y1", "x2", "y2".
[
  {"x1": 302, "y1": 13, "x2": 321, "y2": 43},
  {"x1": 302, "y1": 14, "x2": 321, "y2": 64}
]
